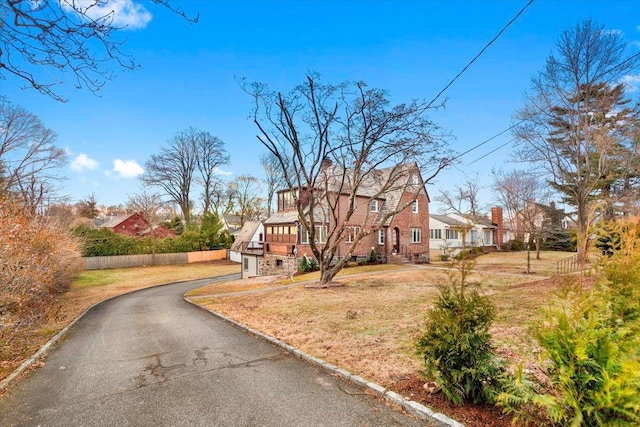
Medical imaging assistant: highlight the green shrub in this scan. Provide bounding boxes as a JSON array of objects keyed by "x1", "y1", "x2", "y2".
[
  {"x1": 508, "y1": 239, "x2": 525, "y2": 251},
  {"x1": 416, "y1": 255, "x2": 504, "y2": 405},
  {"x1": 369, "y1": 248, "x2": 377, "y2": 263},
  {"x1": 498, "y1": 217, "x2": 640, "y2": 425},
  {"x1": 299, "y1": 255, "x2": 318, "y2": 272}
]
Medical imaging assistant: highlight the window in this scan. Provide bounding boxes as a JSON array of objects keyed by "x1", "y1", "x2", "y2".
[
  {"x1": 277, "y1": 190, "x2": 297, "y2": 211},
  {"x1": 445, "y1": 229, "x2": 459, "y2": 240},
  {"x1": 276, "y1": 259, "x2": 283, "y2": 267},
  {"x1": 410, "y1": 228, "x2": 421, "y2": 243},
  {"x1": 243, "y1": 257, "x2": 249, "y2": 270},
  {"x1": 346, "y1": 226, "x2": 361, "y2": 243},
  {"x1": 378, "y1": 229, "x2": 385, "y2": 245},
  {"x1": 300, "y1": 225, "x2": 327, "y2": 244},
  {"x1": 370, "y1": 200, "x2": 379, "y2": 212},
  {"x1": 430, "y1": 229, "x2": 442, "y2": 239},
  {"x1": 412, "y1": 200, "x2": 418, "y2": 213}
]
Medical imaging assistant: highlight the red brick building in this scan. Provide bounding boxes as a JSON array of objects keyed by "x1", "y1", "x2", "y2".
[{"x1": 258, "y1": 162, "x2": 430, "y2": 274}]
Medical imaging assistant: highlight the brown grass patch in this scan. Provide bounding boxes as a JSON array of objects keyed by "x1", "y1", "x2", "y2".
[{"x1": 191, "y1": 253, "x2": 579, "y2": 426}]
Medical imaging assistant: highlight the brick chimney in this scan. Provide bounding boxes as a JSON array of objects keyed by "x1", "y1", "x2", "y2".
[{"x1": 491, "y1": 206, "x2": 504, "y2": 246}]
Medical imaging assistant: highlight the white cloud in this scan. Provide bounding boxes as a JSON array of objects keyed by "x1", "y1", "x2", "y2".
[
  {"x1": 71, "y1": 153, "x2": 99, "y2": 172},
  {"x1": 213, "y1": 167, "x2": 233, "y2": 176},
  {"x1": 622, "y1": 74, "x2": 640, "y2": 92},
  {"x1": 113, "y1": 159, "x2": 143, "y2": 178},
  {"x1": 63, "y1": 0, "x2": 152, "y2": 30}
]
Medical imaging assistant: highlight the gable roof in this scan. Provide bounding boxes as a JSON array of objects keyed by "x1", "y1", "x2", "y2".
[
  {"x1": 99, "y1": 213, "x2": 137, "y2": 229},
  {"x1": 265, "y1": 162, "x2": 428, "y2": 226},
  {"x1": 230, "y1": 221, "x2": 262, "y2": 252},
  {"x1": 430, "y1": 214, "x2": 466, "y2": 227}
]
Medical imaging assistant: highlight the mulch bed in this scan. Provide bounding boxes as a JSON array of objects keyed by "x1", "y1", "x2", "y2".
[{"x1": 394, "y1": 374, "x2": 516, "y2": 427}]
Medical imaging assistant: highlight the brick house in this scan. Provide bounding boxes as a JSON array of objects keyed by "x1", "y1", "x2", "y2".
[
  {"x1": 98, "y1": 212, "x2": 151, "y2": 237},
  {"x1": 258, "y1": 162, "x2": 431, "y2": 276}
]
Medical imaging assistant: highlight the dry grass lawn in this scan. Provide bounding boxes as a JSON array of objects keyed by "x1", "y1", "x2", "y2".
[
  {"x1": 190, "y1": 254, "x2": 568, "y2": 374},
  {"x1": 189, "y1": 251, "x2": 579, "y2": 424}
]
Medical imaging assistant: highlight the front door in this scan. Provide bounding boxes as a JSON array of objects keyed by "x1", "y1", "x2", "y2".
[{"x1": 393, "y1": 227, "x2": 400, "y2": 253}]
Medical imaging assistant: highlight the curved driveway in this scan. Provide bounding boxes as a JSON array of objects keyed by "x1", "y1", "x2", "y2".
[{"x1": 0, "y1": 275, "x2": 421, "y2": 426}]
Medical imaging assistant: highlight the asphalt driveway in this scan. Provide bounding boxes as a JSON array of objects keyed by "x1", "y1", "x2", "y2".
[{"x1": 0, "y1": 275, "x2": 422, "y2": 426}]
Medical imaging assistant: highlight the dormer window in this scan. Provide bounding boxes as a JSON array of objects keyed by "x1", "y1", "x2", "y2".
[{"x1": 370, "y1": 200, "x2": 379, "y2": 212}]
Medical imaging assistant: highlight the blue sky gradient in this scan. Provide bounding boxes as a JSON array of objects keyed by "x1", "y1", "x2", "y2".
[{"x1": 1, "y1": 0, "x2": 638, "y2": 213}]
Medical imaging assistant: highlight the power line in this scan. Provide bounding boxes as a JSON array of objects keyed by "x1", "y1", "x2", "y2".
[
  {"x1": 450, "y1": 120, "x2": 523, "y2": 163},
  {"x1": 466, "y1": 137, "x2": 517, "y2": 166},
  {"x1": 426, "y1": 0, "x2": 535, "y2": 108}
]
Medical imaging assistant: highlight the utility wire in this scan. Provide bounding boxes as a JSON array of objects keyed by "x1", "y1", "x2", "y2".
[
  {"x1": 450, "y1": 120, "x2": 523, "y2": 163},
  {"x1": 426, "y1": 0, "x2": 535, "y2": 108},
  {"x1": 466, "y1": 137, "x2": 517, "y2": 166}
]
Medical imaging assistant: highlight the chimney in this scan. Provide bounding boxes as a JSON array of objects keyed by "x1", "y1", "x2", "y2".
[
  {"x1": 321, "y1": 156, "x2": 333, "y2": 170},
  {"x1": 491, "y1": 206, "x2": 504, "y2": 246}
]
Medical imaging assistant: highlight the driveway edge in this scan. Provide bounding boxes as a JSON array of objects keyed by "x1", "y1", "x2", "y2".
[{"x1": 184, "y1": 296, "x2": 464, "y2": 427}]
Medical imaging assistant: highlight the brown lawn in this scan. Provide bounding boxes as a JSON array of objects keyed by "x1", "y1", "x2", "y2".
[{"x1": 189, "y1": 251, "x2": 579, "y2": 426}]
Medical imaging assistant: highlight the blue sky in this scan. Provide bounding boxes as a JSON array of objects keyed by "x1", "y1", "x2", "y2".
[{"x1": 1, "y1": 0, "x2": 639, "y2": 213}]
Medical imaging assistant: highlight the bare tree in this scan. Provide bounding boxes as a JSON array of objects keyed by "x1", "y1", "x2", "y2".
[
  {"x1": 142, "y1": 128, "x2": 198, "y2": 225},
  {"x1": 142, "y1": 127, "x2": 229, "y2": 225},
  {"x1": 512, "y1": 19, "x2": 640, "y2": 259},
  {"x1": 0, "y1": 0, "x2": 197, "y2": 102},
  {"x1": 248, "y1": 75, "x2": 450, "y2": 285},
  {"x1": 209, "y1": 178, "x2": 236, "y2": 215},
  {"x1": 491, "y1": 168, "x2": 553, "y2": 259},
  {"x1": 435, "y1": 174, "x2": 482, "y2": 250},
  {"x1": 260, "y1": 152, "x2": 285, "y2": 216},
  {"x1": 127, "y1": 187, "x2": 169, "y2": 226},
  {"x1": 195, "y1": 132, "x2": 230, "y2": 214},
  {"x1": 229, "y1": 174, "x2": 265, "y2": 225},
  {"x1": 0, "y1": 99, "x2": 67, "y2": 213}
]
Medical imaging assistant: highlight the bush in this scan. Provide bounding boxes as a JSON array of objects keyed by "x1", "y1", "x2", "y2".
[
  {"x1": 507, "y1": 239, "x2": 525, "y2": 251},
  {"x1": 0, "y1": 196, "x2": 82, "y2": 355},
  {"x1": 498, "y1": 217, "x2": 640, "y2": 426},
  {"x1": 299, "y1": 255, "x2": 318, "y2": 272},
  {"x1": 369, "y1": 248, "x2": 377, "y2": 264},
  {"x1": 416, "y1": 255, "x2": 504, "y2": 405}
]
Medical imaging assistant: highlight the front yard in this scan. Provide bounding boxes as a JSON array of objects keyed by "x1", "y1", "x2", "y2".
[{"x1": 188, "y1": 251, "x2": 577, "y2": 426}]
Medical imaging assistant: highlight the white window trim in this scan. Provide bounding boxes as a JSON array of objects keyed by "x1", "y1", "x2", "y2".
[
  {"x1": 378, "y1": 229, "x2": 385, "y2": 245},
  {"x1": 346, "y1": 226, "x2": 361, "y2": 243},
  {"x1": 410, "y1": 227, "x2": 422, "y2": 243},
  {"x1": 370, "y1": 200, "x2": 379, "y2": 212},
  {"x1": 412, "y1": 200, "x2": 418, "y2": 213}
]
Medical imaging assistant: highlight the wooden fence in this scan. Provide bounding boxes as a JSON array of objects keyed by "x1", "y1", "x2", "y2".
[{"x1": 83, "y1": 249, "x2": 228, "y2": 270}]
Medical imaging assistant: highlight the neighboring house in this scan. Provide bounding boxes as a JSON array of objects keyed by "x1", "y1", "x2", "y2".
[
  {"x1": 222, "y1": 213, "x2": 243, "y2": 240},
  {"x1": 98, "y1": 212, "x2": 151, "y2": 237},
  {"x1": 508, "y1": 201, "x2": 570, "y2": 241},
  {"x1": 259, "y1": 162, "x2": 431, "y2": 276},
  {"x1": 230, "y1": 220, "x2": 264, "y2": 264},
  {"x1": 428, "y1": 212, "x2": 498, "y2": 257}
]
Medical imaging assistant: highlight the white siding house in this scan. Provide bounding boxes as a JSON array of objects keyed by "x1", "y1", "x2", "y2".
[
  {"x1": 229, "y1": 221, "x2": 264, "y2": 263},
  {"x1": 429, "y1": 214, "x2": 497, "y2": 258}
]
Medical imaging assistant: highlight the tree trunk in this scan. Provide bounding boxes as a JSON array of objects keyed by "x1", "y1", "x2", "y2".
[{"x1": 319, "y1": 268, "x2": 338, "y2": 286}]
